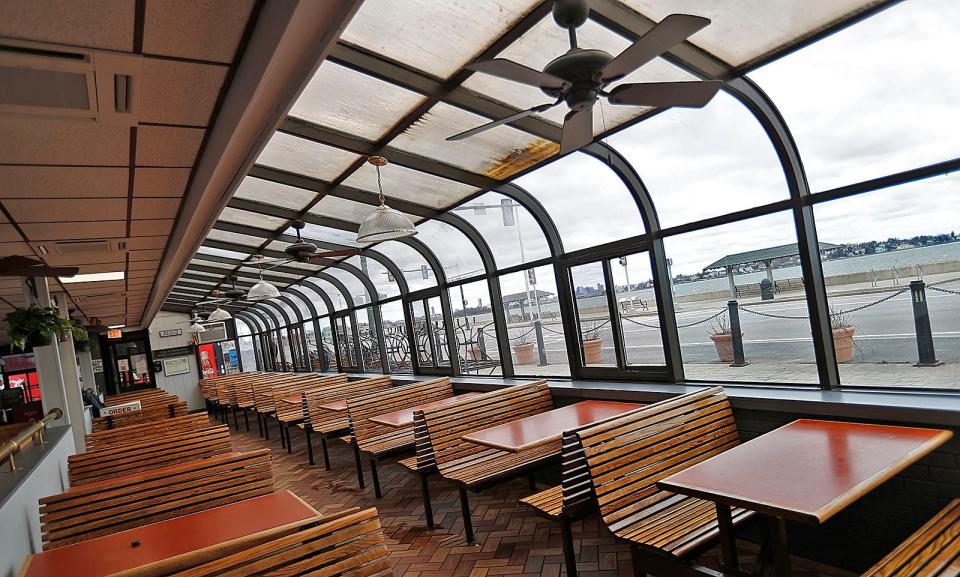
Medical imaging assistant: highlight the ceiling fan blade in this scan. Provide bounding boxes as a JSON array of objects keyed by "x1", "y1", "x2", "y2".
[
  {"x1": 0, "y1": 266, "x2": 81, "y2": 277},
  {"x1": 601, "y1": 14, "x2": 710, "y2": 82},
  {"x1": 447, "y1": 102, "x2": 559, "y2": 142},
  {"x1": 607, "y1": 80, "x2": 723, "y2": 108},
  {"x1": 560, "y1": 109, "x2": 594, "y2": 155},
  {"x1": 312, "y1": 248, "x2": 362, "y2": 259},
  {"x1": 466, "y1": 59, "x2": 571, "y2": 92}
]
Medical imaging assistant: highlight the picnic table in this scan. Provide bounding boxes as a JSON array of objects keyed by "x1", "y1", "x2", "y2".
[
  {"x1": 368, "y1": 391, "x2": 485, "y2": 428},
  {"x1": 21, "y1": 490, "x2": 317, "y2": 577},
  {"x1": 462, "y1": 400, "x2": 643, "y2": 452},
  {"x1": 658, "y1": 419, "x2": 952, "y2": 576}
]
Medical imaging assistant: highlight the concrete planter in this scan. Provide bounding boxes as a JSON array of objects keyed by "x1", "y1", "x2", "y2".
[
  {"x1": 709, "y1": 332, "x2": 738, "y2": 363},
  {"x1": 833, "y1": 326, "x2": 856, "y2": 363},
  {"x1": 582, "y1": 338, "x2": 603, "y2": 365},
  {"x1": 468, "y1": 346, "x2": 483, "y2": 361},
  {"x1": 513, "y1": 342, "x2": 535, "y2": 365}
]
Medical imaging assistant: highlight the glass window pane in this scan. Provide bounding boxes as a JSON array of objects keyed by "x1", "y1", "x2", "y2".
[
  {"x1": 257, "y1": 132, "x2": 360, "y2": 181},
  {"x1": 206, "y1": 229, "x2": 265, "y2": 248},
  {"x1": 324, "y1": 267, "x2": 370, "y2": 306},
  {"x1": 449, "y1": 280, "x2": 501, "y2": 376},
  {"x1": 664, "y1": 211, "x2": 818, "y2": 384},
  {"x1": 198, "y1": 246, "x2": 250, "y2": 261},
  {"x1": 290, "y1": 61, "x2": 427, "y2": 140},
  {"x1": 752, "y1": 0, "x2": 960, "y2": 191},
  {"x1": 275, "y1": 300, "x2": 300, "y2": 324},
  {"x1": 517, "y1": 152, "x2": 645, "y2": 252},
  {"x1": 371, "y1": 241, "x2": 437, "y2": 292},
  {"x1": 340, "y1": 162, "x2": 478, "y2": 210},
  {"x1": 380, "y1": 300, "x2": 412, "y2": 374},
  {"x1": 190, "y1": 257, "x2": 236, "y2": 270},
  {"x1": 428, "y1": 296, "x2": 450, "y2": 367},
  {"x1": 609, "y1": 252, "x2": 664, "y2": 366},
  {"x1": 302, "y1": 322, "x2": 321, "y2": 371},
  {"x1": 295, "y1": 222, "x2": 363, "y2": 248},
  {"x1": 309, "y1": 278, "x2": 348, "y2": 311},
  {"x1": 341, "y1": 0, "x2": 540, "y2": 80},
  {"x1": 814, "y1": 174, "x2": 960, "y2": 389},
  {"x1": 348, "y1": 255, "x2": 400, "y2": 300},
  {"x1": 409, "y1": 300, "x2": 434, "y2": 367},
  {"x1": 238, "y1": 336, "x2": 257, "y2": 372},
  {"x1": 296, "y1": 285, "x2": 330, "y2": 316},
  {"x1": 335, "y1": 315, "x2": 357, "y2": 368},
  {"x1": 284, "y1": 291, "x2": 315, "y2": 320},
  {"x1": 355, "y1": 306, "x2": 382, "y2": 372},
  {"x1": 390, "y1": 102, "x2": 557, "y2": 179},
  {"x1": 622, "y1": 0, "x2": 876, "y2": 67},
  {"x1": 462, "y1": 16, "x2": 694, "y2": 130},
  {"x1": 500, "y1": 265, "x2": 569, "y2": 377},
  {"x1": 451, "y1": 193, "x2": 550, "y2": 269},
  {"x1": 570, "y1": 262, "x2": 616, "y2": 367},
  {"x1": 218, "y1": 206, "x2": 287, "y2": 230},
  {"x1": 233, "y1": 176, "x2": 314, "y2": 211},
  {"x1": 308, "y1": 194, "x2": 419, "y2": 225},
  {"x1": 607, "y1": 92, "x2": 787, "y2": 228},
  {"x1": 278, "y1": 330, "x2": 293, "y2": 370},
  {"x1": 415, "y1": 220, "x2": 485, "y2": 281},
  {"x1": 316, "y1": 317, "x2": 335, "y2": 371}
]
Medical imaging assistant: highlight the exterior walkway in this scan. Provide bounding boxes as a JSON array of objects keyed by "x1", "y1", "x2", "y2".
[{"x1": 226, "y1": 418, "x2": 853, "y2": 577}]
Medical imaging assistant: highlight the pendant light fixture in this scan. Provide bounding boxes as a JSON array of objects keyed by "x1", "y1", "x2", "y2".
[
  {"x1": 356, "y1": 156, "x2": 418, "y2": 243},
  {"x1": 189, "y1": 317, "x2": 206, "y2": 333},
  {"x1": 246, "y1": 256, "x2": 281, "y2": 301},
  {"x1": 207, "y1": 306, "x2": 232, "y2": 321}
]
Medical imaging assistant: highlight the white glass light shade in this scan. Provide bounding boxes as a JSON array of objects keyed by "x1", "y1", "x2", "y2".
[
  {"x1": 190, "y1": 321, "x2": 206, "y2": 333},
  {"x1": 207, "y1": 306, "x2": 232, "y2": 321},
  {"x1": 247, "y1": 279, "x2": 281, "y2": 301},
  {"x1": 356, "y1": 203, "x2": 418, "y2": 243}
]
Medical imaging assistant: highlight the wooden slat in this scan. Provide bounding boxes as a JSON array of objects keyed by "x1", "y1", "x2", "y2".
[
  {"x1": 861, "y1": 498, "x2": 960, "y2": 577},
  {"x1": 84, "y1": 414, "x2": 210, "y2": 451},
  {"x1": 347, "y1": 377, "x2": 452, "y2": 457}
]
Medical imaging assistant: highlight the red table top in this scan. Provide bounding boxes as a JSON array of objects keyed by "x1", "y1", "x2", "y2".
[
  {"x1": 20, "y1": 491, "x2": 317, "y2": 577},
  {"x1": 368, "y1": 392, "x2": 486, "y2": 428},
  {"x1": 658, "y1": 419, "x2": 952, "y2": 524},
  {"x1": 318, "y1": 399, "x2": 348, "y2": 412},
  {"x1": 280, "y1": 395, "x2": 301, "y2": 405},
  {"x1": 462, "y1": 400, "x2": 644, "y2": 452}
]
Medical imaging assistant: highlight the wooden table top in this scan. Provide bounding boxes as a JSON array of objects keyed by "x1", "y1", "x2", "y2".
[
  {"x1": 368, "y1": 392, "x2": 486, "y2": 428},
  {"x1": 280, "y1": 395, "x2": 301, "y2": 405},
  {"x1": 462, "y1": 400, "x2": 644, "y2": 452},
  {"x1": 658, "y1": 419, "x2": 952, "y2": 524},
  {"x1": 318, "y1": 399, "x2": 349, "y2": 412},
  {"x1": 19, "y1": 491, "x2": 317, "y2": 577}
]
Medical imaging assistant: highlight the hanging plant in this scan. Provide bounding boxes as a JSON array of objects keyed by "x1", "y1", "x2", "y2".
[{"x1": 5, "y1": 304, "x2": 89, "y2": 351}]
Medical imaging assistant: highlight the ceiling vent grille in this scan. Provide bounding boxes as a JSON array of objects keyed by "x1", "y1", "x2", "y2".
[
  {"x1": 0, "y1": 41, "x2": 142, "y2": 125},
  {"x1": 36, "y1": 240, "x2": 127, "y2": 256}
]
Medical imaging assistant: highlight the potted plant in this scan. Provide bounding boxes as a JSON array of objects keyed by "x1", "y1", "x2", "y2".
[
  {"x1": 581, "y1": 323, "x2": 603, "y2": 365},
  {"x1": 707, "y1": 312, "x2": 740, "y2": 363},
  {"x1": 830, "y1": 307, "x2": 856, "y2": 363},
  {"x1": 512, "y1": 332, "x2": 535, "y2": 365},
  {"x1": 5, "y1": 305, "x2": 89, "y2": 351}
]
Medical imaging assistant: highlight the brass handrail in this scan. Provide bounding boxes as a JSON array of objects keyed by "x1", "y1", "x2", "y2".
[{"x1": 0, "y1": 408, "x2": 63, "y2": 472}]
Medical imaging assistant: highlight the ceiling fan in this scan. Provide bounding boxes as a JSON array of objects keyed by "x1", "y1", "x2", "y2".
[
  {"x1": 0, "y1": 255, "x2": 79, "y2": 278},
  {"x1": 254, "y1": 220, "x2": 361, "y2": 271},
  {"x1": 196, "y1": 275, "x2": 246, "y2": 306},
  {"x1": 447, "y1": 0, "x2": 723, "y2": 154}
]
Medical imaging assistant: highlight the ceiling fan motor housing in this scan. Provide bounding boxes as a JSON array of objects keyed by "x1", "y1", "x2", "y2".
[
  {"x1": 542, "y1": 48, "x2": 613, "y2": 110},
  {"x1": 284, "y1": 241, "x2": 316, "y2": 258},
  {"x1": 552, "y1": 0, "x2": 590, "y2": 29}
]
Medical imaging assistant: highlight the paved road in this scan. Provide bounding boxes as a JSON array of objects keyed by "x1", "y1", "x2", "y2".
[{"x1": 522, "y1": 286, "x2": 960, "y2": 367}]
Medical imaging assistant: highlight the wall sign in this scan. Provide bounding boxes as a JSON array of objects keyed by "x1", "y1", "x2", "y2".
[
  {"x1": 101, "y1": 400, "x2": 141, "y2": 417},
  {"x1": 107, "y1": 329, "x2": 122, "y2": 339},
  {"x1": 91, "y1": 359, "x2": 103, "y2": 373},
  {"x1": 162, "y1": 356, "x2": 191, "y2": 377},
  {"x1": 158, "y1": 328, "x2": 182, "y2": 338},
  {"x1": 153, "y1": 345, "x2": 195, "y2": 360}
]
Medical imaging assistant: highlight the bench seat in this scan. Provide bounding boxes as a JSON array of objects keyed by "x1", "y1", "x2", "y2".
[
  {"x1": 862, "y1": 498, "x2": 960, "y2": 577},
  {"x1": 519, "y1": 485, "x2": 564, "y2": 519}
]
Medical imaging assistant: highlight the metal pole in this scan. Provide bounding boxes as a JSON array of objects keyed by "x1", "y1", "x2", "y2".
[
  {"x1": 728, "y1": 300, "x2": 748, "y2": 367},
  {"x1": 910, "y1": 281, "x2": 942, "y2": 367}
]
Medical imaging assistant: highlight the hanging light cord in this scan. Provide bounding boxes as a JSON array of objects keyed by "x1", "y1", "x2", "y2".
[{"x1": 375, "y1": 164, "x2": 386, "y2": 205}]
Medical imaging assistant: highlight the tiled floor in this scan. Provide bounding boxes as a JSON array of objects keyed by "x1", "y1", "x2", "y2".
[{"x1": 226, "y1": 415, "x2": 854, "y2": 577}]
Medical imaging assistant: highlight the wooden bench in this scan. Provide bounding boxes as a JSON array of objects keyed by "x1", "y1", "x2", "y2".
[
  {"x1": 143, "y1": 507, "x2": 390, "y2": 577},
  {"x1": 275, "y1": 373, "x2": 353, "y2": 438},
  {"x1": 255, "y1": 374, "x2": 345, "y2": 444},
  {"x1": 68, "y1": 425, "x2": 233, "y2": 486},
  {"x1": 413, "y1": 382, "x2": 557, "y2": 543},
  {"x1": 221, "y1": 372, "x2": 296, "y2": 431},
  {"x1": 347, "y1": 377, "x2": 452, "y2": 499},
  {"x1": 104, "y1": 389, "x2": 169, "y2": 405},
  {"x1": 92, "y1": 400, "x2": 189, "y2": 432},
  {"x1": 861, "y1": 498, "x2": 960, "y2": 577},
  {"x1": 301, "y1": 375, "x2": 393, "y2": 474},
  {"x1": 41, "y1": 450, "x2": 273, "y2": 549},
  {"x1": 84, "y1": 413, "x2": 211, "y2": 451},
  {"x1": 573, "y1": 386, "x2": 753, "y2": 576}
]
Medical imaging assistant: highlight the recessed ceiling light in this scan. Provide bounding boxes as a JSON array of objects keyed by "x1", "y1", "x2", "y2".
[
  {"x1": 59, "y1": 271, "x2": 125, "y2": 284},
  {"x1": 107, "y1": 324, "x2": 125, "y2": 329}
]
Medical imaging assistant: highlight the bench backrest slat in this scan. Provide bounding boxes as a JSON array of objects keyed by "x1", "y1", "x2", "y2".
[
  {"x1": 84, "y1": 413, "x2": 210, "y2": 451},
  {"x1": 573, "y1": 387, "x2": 737, "y2": 527},
  {"x1": 414, "y1": 382, "x2": 553, "y2": 472},
  {"x1": 303, "y1": 376, "x2": 394, "y2": 432},
  {"x1": 92, "y1": 401, "x2": 189, "y2": 432},
  {"x1": 347, "y1": 377, "x2": 452, "y2": 450},
  {"x1": 255, "y1": 374, "x2": 348, "y2": 414}
]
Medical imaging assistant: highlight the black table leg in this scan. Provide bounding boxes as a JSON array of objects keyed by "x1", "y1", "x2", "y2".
[
  {"x1": 767, "y1": 516, "x2": 792, "y2": 577},
  {"x1": 715, "y1": 503, "x2": 739, "y2": 573}
]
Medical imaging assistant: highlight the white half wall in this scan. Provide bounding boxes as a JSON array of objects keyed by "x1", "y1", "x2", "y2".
[{"x1": 147, "y1": 311, "x2": 203, "y2": 411}]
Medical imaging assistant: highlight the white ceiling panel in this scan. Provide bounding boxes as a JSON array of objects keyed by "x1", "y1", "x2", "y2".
[
  {"x1": 0, "y1": 0, "x2": 134, "y2": 51},
  {"x1": 20, "y1": 221, "x2": 126, "y2": 240},
  {"x1": 4, "y1": 198, "x2": 127, "y2": 222},
  {"x1": 143, "y1": 0, "x2": 255, "y2": 63},
  {"x1": 0, "y1": 166, "x2": 128, "y2": 198},
  {"x1": 141, "y1": 58, "x2": 228, "y2": 126},
  {"x1": 0, "y1": 118, "x2": 129, "y2": 166},
  {"x1": 136, "y1": 126, "x2": 204, "y2": 167},
  {"x1": 132, "y1": 198, "x2": 182, "y2": 220},
  {"x1": 133, "y1": 168, "x2": 192, "y2": 197}
]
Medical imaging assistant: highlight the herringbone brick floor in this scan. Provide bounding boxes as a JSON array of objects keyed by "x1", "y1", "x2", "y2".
[{"x1": 226, "y1": 416, "x2": 854, "y2": 577}]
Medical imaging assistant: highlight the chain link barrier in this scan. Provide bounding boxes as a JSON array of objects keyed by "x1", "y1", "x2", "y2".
[{"x1": 930, "y1": 285, "x2": 960, "y2": 296}]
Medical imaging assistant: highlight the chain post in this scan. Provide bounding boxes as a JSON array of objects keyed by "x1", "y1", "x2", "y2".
[
  {"x1": 534, "y1": 319, "x2": 548, "y2": 366},
  {"x1": 910, "y1": 281, "x2": 943, "y2": 367},
  {"x1": 728, "y1": 300, "x2": 748, "y2": 367}
]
